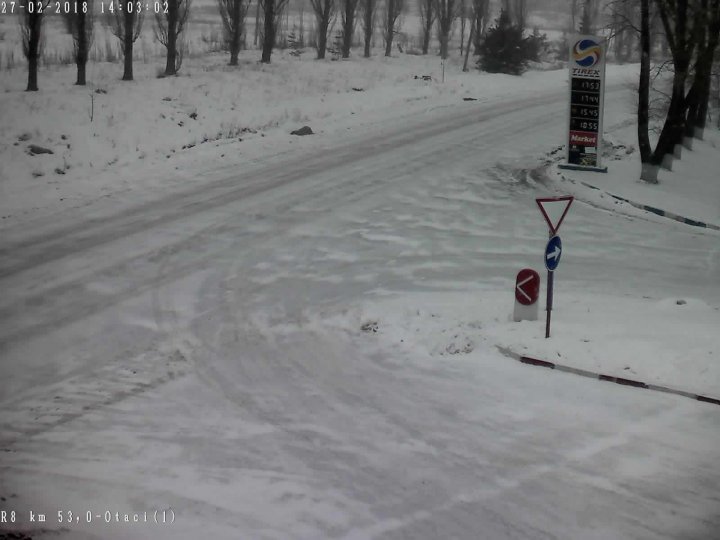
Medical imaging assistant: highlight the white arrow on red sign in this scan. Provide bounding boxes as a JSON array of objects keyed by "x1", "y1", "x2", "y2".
[
  {"x1": 515, "y1": 268, "x2": 540, "y2": 306},
  {"x1": 536, "y1": 196, "x2": 574, "y2": 235},
  {"x1": 516, "y1": 275, "x2": 534, "y2": 302}
]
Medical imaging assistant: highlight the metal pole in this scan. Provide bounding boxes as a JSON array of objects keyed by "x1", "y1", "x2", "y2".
[
  {"x1": 545, "y1": 229, "x2": 553, "y2": 338},
  {"x1": 545, "y1": 269, "x2": 554, "y2": 338}
]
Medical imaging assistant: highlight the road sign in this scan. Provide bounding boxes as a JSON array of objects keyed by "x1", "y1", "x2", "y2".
[
  {"x1": 560, "y1": 35, "x2": 608, "y2": 172},
  {"x1": 545, "y1": 236, "x2": 562, "y2": 272},
  {"x1": 515, "y1": 269, "x2": 540, "y2": 305},
  {"x1": 513, "y1": 268, "x2": 540, "y2": 322},
  {"x1": 536, "y1": 196, "x2": 573, "y2": 235}
]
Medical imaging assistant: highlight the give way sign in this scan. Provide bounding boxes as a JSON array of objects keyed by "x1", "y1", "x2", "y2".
[{"x1": 536, "y1": 196, "x2": 574, "y2": 235}]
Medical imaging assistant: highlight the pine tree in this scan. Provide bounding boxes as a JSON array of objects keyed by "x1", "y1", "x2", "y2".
[
  {"x1": 288, "y1": 31, "x2": 303, "y2": 57},
  {"x1": 477, "y1": 9, "x2": 527, "y2": 75}
]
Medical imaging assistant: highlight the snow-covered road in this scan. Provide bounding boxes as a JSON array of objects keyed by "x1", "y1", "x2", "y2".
[{"x1": 1, "y1": 83, "x2": 719, "y2": 540}]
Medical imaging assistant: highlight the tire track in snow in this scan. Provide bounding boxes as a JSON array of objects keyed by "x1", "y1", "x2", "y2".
[
  {"x1": 0, "y1": 91, "x2": 567, "y2": 281},
  {"x1": 0, "y1": 98, "x2": 563, "y2": 445},
  {"x1": 0, "y1": 97, "x2": 565, "y2": 352}
]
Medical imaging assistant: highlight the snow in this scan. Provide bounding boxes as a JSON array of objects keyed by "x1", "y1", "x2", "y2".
[
  {"x1": 1, "y1": 52, "x2": 720, "y2": 540},
  {"x1": 0, "y1": 51, "x2": 639, "y2": 223},
  {"x1": 552, "y1": 122, "x2": 720, "y2": 227},
  {"x1": 318, "y1": 291, "x2": 720, "y2": 398}
]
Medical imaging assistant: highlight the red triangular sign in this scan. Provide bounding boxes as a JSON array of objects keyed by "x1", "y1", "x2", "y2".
[{"x1": 536, "y1": 196, "x2": 574, "y2": 235}]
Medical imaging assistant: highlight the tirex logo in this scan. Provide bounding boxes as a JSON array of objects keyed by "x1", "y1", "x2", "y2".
[
  {"x1": 569, "y1": 131, "x2": 597, "y2": 146},
  {"x1": 573, "y1": 39, "x2": 602, "y2": 68}
]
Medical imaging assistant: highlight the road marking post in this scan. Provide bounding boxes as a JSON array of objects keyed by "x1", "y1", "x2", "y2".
[{"x1": 514, "y1": 268, "x2": 540, "y2": 322}]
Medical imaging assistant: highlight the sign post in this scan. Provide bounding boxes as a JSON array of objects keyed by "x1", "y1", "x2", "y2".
[
  {"x1": 543, "y1": 235, "x2": 563, "y2": 338},
  {"x1": 536, "y1": 197, "x2": 573, "y2": 338},
  {"x1": 558, "y1": 35, "x2": 608, "y2": 173}
]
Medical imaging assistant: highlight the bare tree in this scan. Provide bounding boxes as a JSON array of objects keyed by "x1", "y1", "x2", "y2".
[
  {"x1": 19, "y1": 0, "x2": 49, "y2": 91},
  {"x1": 471, "y1": 0, "x2": 489, "y2": 54},
  {"x1": 608, "y1": 0, "x2": 635, "y2": 62},
  {"x1": 339, "y1": 0, "x2": 360, "y2": 57},
  {"x1": 360, "y1": 0, "x2": 377, "y2": 56},
  {"x1": 63, "y1": 0, "x2": 94, "y2": 85},
  {"x1": 637, "y1": 0, "x2": 653, "y2": 178},
  {"x1": 109, "y1": 0, "x2": 144, "y2": 80},
  {"x1": 218, "y1": 0, "x2": 248, "y2": 65},
  {"x1": 579, "y1": 0, "x2": 600, "y2": 34},
  {"x1": 685, "y1": 0, "x2": 720, "y2": 137},
  {"x1": 462, "y1": 15, "x2": 474, "y2": 70},
  {"x1": 254, "y1": 0, "x2": 261, "y2": 45},
  {"x1": 310, "y1": 0, "x2": 335, "y2": 58},
  {"x1": 651, "y1": 0, "x2": 698, "y2": 163},
  {"x1": 459, "y1": 0, "x2": 469, "y2": 53},
  {"x1": 383, "y1": 0, "x2": 404, "y2": 56},
  {"x1": 570, "y1": 0, "x2": 579, "y2": 33},
  {"x1": 419, "y1": 0, "x2": 436, "y2": 54},
  {"x1": 435, "y1": 0, "x2": 460, "y2": 59},
  {"x1": 614, "y1": 0, "x2": 644, "y2": 61},
  {"x1": 260, "y1": 0, "x2": 290, "y2": 62},
  {"x1": 155, "y1": 0, "x2": 191, "y2": 75}
]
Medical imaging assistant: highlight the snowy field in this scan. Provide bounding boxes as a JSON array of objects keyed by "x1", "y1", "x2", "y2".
[{"x1": 1, "y1": 50, "x2": 720, "y2": 540}]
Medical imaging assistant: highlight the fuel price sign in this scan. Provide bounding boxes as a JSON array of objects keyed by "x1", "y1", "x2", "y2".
[{"x1": 562, "y1": 36, "x2": 607, "y2": 172}]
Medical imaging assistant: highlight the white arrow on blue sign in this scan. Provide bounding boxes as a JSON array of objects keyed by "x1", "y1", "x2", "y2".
[{"x1": 545, "y1": 235, "x2": 562, "y2": 272}]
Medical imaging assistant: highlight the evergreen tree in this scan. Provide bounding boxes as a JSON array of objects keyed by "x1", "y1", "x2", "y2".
[{"x1": 478, "y1": 9, "x2": 539, "y2": 75}]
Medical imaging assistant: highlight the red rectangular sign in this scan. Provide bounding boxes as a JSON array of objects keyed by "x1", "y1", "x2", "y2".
[{"x1": 569, "y1": 130, "x2": 598, "y2": 146}]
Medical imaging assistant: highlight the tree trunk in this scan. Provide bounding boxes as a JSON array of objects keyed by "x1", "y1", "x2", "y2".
[
  {"x1": 439, "y1": 32, "x2": 448, "y2": 59},
  {"x1": 229, "y1": 0, "x2": 241, "y2": 65},
  {"x1": 342, "y1": 2, "x2": 355, "y2": 58},
  {"x1": 422, "y1": 22, "x2": 431, "y2": 54},
  {"x1": 693, "y1": 61, "x2": 714, "y2": 130},
  {"x1": 76, "y1": 11, "x2": 88, "y2": 85},
  {"x1": 363, "y1": 2, "x2": 372, "y2": 57},
  {"x1": 384, "y1": 33, "x2": 392, "y2": 56},
  {"x1": 652, "y1": 77, "x2": 689, "y2": 164},
  {"x1": 27, "y1": 55, "x2": 39, "y2": 91},
  {"x1": 638, "y1": 0, "x2": 652, "y2": 171},
  {"x1": 651, "y1": 0, "x2": 692, "y2": 164},
  {"x1": 421, "y1": 3, "x2": 432, "y2": 55},
  {"x1": 317, "y1": 18, "x2": 329, "y2": 58},
  {"x1": 165, "y1": 0, "x2": 179, "y2": 75},
  {"x1": 462, "y1": 22, "x2": 474, "y2": 71},
  {"x1": 384, "y1": 1, "x2": 393, "y2": 57},
  {"x1": 25, "y1": 11, "x2": 42, "y2": 91},
  {"x1": 690, "y1": 1, "x2": 720, "y2": 131},
  {"x1": 254, "y1": 0, "x2": 260, "y2": 46},
  {"x1": 261, "y1": 0, "x2": 275, "y2": 63},
  {"x1": 122, "y1": 8, "x2": 134, "y2": 80},
  {"x1": 460, "y1": 3, "x2": 466, "y2": 54},
  {"x1": 362, "y1": 0, "x2": 375, "y2": 57},
  {"x1": 472, "y1": 15, "x2": 480, "y2": 54}
]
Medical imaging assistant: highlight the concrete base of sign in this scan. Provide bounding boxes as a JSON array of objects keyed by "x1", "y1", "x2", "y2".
[
  {"x1": 683, "y1": 136, "x2": 694, "y2": 150},
  {"x1": 640, "y1": 163, "x2": 659, "y2": 183},
  {"x1": 661, "y1": 153, "x2": 674, "y2": 171},
  {"x1": 694, "y1": 128, "x2": 705, "y2": 141},
  {"x1": 673, "y1": 144, "x2": 683, "y2": 159},
  {"x1": 558, "y1": 163, "x2": 608, "y2": 173},
  {"x1": 513, "y1": 300, "x2": 539, "y2": 322}
]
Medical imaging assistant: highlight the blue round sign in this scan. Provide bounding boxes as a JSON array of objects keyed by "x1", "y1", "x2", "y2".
[{"x1": 545, "y1": 235, "x2": 562, "y2": 271}]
